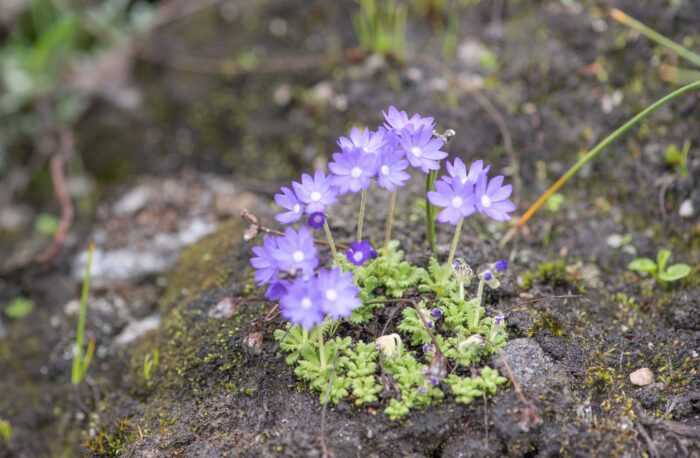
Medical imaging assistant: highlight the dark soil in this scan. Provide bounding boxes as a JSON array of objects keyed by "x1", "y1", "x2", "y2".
[{"x1": 1, "y1": 0, "x2": 699, "y2": 457}]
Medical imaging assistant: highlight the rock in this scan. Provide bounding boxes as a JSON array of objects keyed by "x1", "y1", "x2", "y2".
[
  {"x1": 113, "y1": 314, "x2": 160, "y2": 347},
  {"x1": 490, "y1": 338, "x2": 553, "y2": 385},
  {"x1": 112, "y1": 186, "x2": 151, "y2": 216},
  {"x1": 679, "y1": 199, "x2": 694, "y2": 218},
  {"x1": 630, "y1": 367, "x2": 654, "y2": 386}
]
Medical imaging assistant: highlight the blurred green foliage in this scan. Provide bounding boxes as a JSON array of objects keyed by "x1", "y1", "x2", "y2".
[{"x1": 0, "y1": 0, "x2": 153, "y2": 182}]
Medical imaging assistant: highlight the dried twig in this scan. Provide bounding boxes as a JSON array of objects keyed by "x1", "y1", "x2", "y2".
[
  {"x1": 241, "y1": 210, "x2": 351, "y2": 251},
  {"x1": 501, "y1": 294, "x2": 588, "y2": 313},
  {"x1": 36, "y1": 130, "x2": 75, "y2": 263}
]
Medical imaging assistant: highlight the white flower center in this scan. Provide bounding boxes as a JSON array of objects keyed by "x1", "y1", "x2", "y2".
[
  {"x1": 293, "y1": 204, "x2": 301, "y2": 213},
  {"x1": 293, "y1": 250, "x2": 305, "y2": 262},
  {"x1": 451, "y1": 197, "x2": 463, "y2": 208},
  {"x1": 411, "y1": 146, "x2": 422, "y2": 157},
  {"x1": 460, "y1": 177, "x2": 468, "y2": 184},
  {"x1": 326, "y1": 289, "x2": 338, "y2": 301},
  {"x1": 310, "y1": 191, "x2": 322, "y2": 201},
  {"x1": 380, "y1": 165, "x2": 390, "y2": 176},
  {"x1": 351, "y1": 167, "x2": 362, "y2": 178},
  {"x1": 481, "y1": 195, "x2": 492, "y2": 208},
  {"x1": 300, "y1": 297, "x2": 312, "y2": 309},
  {"x1": 353, "y1": 251, "x2": 364, "y2": 262}
]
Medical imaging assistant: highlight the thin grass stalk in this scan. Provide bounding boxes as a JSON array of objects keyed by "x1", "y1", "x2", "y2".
[{"x1": 502, "y1": 79, "x2": 700, "y2": 245}]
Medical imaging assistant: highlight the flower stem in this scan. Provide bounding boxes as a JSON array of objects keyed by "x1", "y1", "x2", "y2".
[
  {"x1": 357, "y1": 188, "x2": 367, "y2": 243},
  {"x1": 383, "y1": 188, "x2": 397, "y2": 254},
  {"x1": 441, "y1": 217, "x2": 463, "y2": 284},
  {"x1": 323, "y1": 220, "x2": 340, "y2": 266},
  {"x1": 425, "y1": 171, "x2": 438, "y2": 258},
  {"x1": 472, "y1": 277, "x2": 485, "y2": 329},
  {"x1": 317, "y1": 325, "x2": 326, "y2": 371}
]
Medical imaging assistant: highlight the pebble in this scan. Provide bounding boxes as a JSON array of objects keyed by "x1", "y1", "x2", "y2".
[
  {"x1": 630, "y1": 367, "x2": 654, "y2": 386},
  {"x1": 679, "y1": 199, "x2": 694, "y2": 218}
]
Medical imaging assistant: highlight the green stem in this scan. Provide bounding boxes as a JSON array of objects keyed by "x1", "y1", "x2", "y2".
[
  {"x1": 441, "y1": 217, "x2": 463, "y2": 284},
  {"x1": 472, "y1": 277, "x2": 485, "y2": 330},
  {"x1": 383, "y1": 188, "x2": 397, "y2": 254},
  {"x1": 72, "y1": 242, "x2": 94, "y2": 385},
  {"x1": 317, "y1": 325, "x2": 326, "y2": 371},
  {"x1": 611, "y1": 8, "x2": 700, "y2": 67},
  {"x1": 323, "y1": 220, "x2": 340, "y2": 267},
  {"x1": 459, "y1": 281, "x2": 464, "y2": 301},
  {"x1": 357, "y1": 188, "x2": 367, "y2": 243},
  {"x1": 425, "y1": 171, "x2": 438, "y2": 258},
  {"x1": 510, "y1": 79, "x2": 700, "y2": 236}
]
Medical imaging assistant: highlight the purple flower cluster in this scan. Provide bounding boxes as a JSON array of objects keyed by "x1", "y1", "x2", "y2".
[
  {"x1": 427, "y1": 158, "x2": 515, "y2": 225},
  {"x1": 250, "y1": 227, "x2": 361, "y2": 329},
  {"x1": 271, "y1": 106, "x2": 451, "y2": 227}
]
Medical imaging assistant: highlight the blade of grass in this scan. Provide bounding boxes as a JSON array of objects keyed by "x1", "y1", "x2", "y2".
[
  {"x1": 71, "y1": 241, "x2": 94, "y2": 385},
  {"x1": 610, "y1": 8, "x2": 700, "y2": 68},
  {"x1": 502, "y1": 79, "x2": 700, "y2": 245}
]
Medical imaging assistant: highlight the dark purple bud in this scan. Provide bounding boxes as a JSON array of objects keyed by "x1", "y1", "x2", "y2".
[
  {"x1": 429, "y1": 376, "x2": 438, "y2": 386},
  {"x1": 427, "y1": 320, "x2": 433, "y2": 328},
  {"x1": 422, "y1": 368, "x2": 429, "y2": 375},
  {"x1": 484, "y1": 272, "x2": 493, "y2": 281},
  {"x1": 307, "y1": 212, "x2": 325, "y2": 229},
  {"x1": 370, "y1": 249, "x2": 378, "y2": 260},
  {"x1": 494, "y1": 259, "x2": 508, "y2": 272},
  {"x1": 430, "y1": 308, "x2": 442, "y2": 319},
  {"x1": 494, "y1": 315, "x2": 505, "y2": 326},
  {"x1": 423, "y1": 344, "x2": 432, "y2": 352},
  {"x1": 418, "y1": 386, "x2": 425, "y2": 394}
]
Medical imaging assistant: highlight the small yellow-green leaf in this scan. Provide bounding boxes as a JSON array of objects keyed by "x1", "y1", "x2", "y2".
[
  {"x1": 658, "y1": 264, "x2": 691, "y2": 282},
  {"x1": 656, "y1": 249, "x2": 671, "y2": 272},
  {"x1": 628, "y1": 258, "x2": 656, "y2": 273},
  {"x1": 5, "y1": 296, "x2": 35, "y2": 319}
]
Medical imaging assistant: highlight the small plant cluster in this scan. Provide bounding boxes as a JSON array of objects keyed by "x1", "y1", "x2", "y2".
[
  {"x1": 249, "y1": 106, "x2": 514, "y2": 419},
  {"x1": 628, "y1": 248, "x2": 690, "y2": 286}
]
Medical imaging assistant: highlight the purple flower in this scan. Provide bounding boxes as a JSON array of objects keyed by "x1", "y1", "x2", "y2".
[
  {"x1": 484, "y1": 272, "x2": 493, "y2": 281},
  {"x1": 250, "y1": 236, "x2": 281, "y2": 286},
  {"x1": 316, "y1": 267, "x2": 361, "y2": 319},
  {"x1": 444, "y1": 158, "x2": 490, "y2": 186},
  {"x1": 376, "y1": 146, "x2": 410, "y2": 191},
  {"x1": 400, "y1": 126, "x2": 448, "y2": 173},
  {"x1": 337, "y1": 127, "x2": 387, "y2": 155},
  {"x1": 474, "y1": 173, "x2": 516, "y2": 222},
  {"x1": 279, "y1": 277, "x2": 324, "y2": 330},
  {"x1": 423, "y1": 344, "x2": 432, "y2": 352},
  {"x1": 383, "y1": 106, "x2": 435, "y2": 134},
  {"x1": 494, "y1": 259, "x2": 508, "y2": 272},
  {"x1": 276, "y1": 226, "x2": 319, "y2": 276},
  {"x1": 328, "y1": 146, "x2": 378, "y2": 194},
  {"x1": 274, "y1": 186, "x2": 303, "y2": 225},
  {"x1": 346, "y1": 240, "x2": 373, "y2": 266},
  {"x1": 431, "y1": 308, "x2": 442, "y2": 319},
  {"x1": 427, "y1": 320, "x2": 434, "y2": 328},
  {"x1": 307, "y1": 212, "x2": 325, "y2": 229},
  {"x1": 429, "y1": 376, "x2": 438, "y2": 386},
  {"x1": 426, "y1": 179, "x2": 476, "y2": 225},
  {"x1": 265, "y1": 279, "x2": 290, "y2": 301},
  {"x1": 292, "y1": 169, "x2": 338, "y2": 214},
  {"x1": 493, "y1": 316, "x2": 505, "y2": 326},
  {"x1": 418, "y1": 386, "x2": 425, "y2": 394}
]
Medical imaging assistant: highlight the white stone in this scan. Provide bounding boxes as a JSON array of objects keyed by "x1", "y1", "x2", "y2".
[
  {"x1": 630, "y1": 367, "x2": 653, "y2": 386},
  {"x1": 679, "y1": 199, "x2": 694, "y2": 218}
]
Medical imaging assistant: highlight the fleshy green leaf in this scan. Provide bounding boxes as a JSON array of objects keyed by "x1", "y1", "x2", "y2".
[
  {"x1": 628, "y1": 258, "x2": 657, "y2": 274},
  {"x1": 658, "y1": 264, "x2": 691, "y2": 282},
  {"x1": 656, "y1": 249, "x2": 671, "y2": 273}
]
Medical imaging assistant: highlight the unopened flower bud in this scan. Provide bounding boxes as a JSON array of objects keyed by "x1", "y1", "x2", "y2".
[{"x1": 452, "y1": 258, "x2": 474, "y2": 285}]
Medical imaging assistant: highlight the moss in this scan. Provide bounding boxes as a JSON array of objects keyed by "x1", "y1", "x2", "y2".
[{"x1": 519, "y1": 260, "x2": 584, "y2": 292}]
